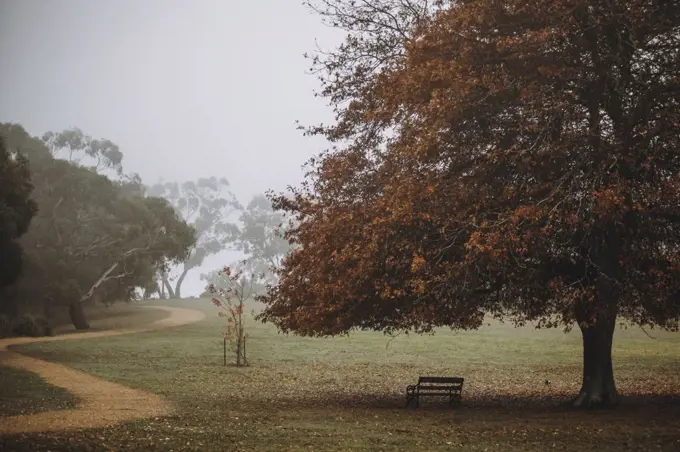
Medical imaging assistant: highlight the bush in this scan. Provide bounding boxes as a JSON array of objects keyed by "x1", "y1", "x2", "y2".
[
  {"x1": 12, "y1": 314, "x2": 50, "y2": 337},
  {"x1": 0, "y1": 315, "x2": 11, "y2": 338},
  {"x1": 35, "y1": 316, "x2": 54, "y2": 336}
]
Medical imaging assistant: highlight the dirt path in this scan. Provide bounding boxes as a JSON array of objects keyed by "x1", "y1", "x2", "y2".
[{"x1": 0, "y1": 305, "x2": 206, "y2": 434}]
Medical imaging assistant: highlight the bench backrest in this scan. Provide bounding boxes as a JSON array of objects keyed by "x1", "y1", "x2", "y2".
[{"x1": 418, "y1": 376, "x2": 464, "y2": 385}]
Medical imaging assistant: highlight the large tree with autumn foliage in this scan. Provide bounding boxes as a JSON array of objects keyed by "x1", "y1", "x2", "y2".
[{"x1": 258, "y1": 0, "x2": 680, "y2": 408}]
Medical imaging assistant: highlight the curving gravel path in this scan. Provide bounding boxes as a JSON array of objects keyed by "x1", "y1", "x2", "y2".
[{"x1": 0, "y1": 305, "x2": 205, "y2": 434}]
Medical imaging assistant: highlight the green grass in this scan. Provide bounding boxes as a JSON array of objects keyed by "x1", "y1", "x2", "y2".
[
  {"x1": 1, "y1": 298, "x2": 679, "y2": 451},
  {"x1": 0, "y1": 365, "x2": 79, "y2": 417}
]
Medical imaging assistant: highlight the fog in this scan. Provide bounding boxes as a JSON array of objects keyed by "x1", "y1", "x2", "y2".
[{"x1": 0, "y1": 0, "x2": 343, "y2": 295}]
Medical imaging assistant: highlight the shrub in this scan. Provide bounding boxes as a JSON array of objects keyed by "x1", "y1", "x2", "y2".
[
  {"x1": 35, "y1": 316, "x2": 54, "y2": 336},
  {"x1": 12, "y1": 314, "x2": 49, "y2": 337},
  {"x1": 0, "y1": 315, "x2": 11, "y2": 338}
]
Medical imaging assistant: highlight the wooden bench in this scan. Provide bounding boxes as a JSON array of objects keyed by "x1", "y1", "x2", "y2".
[{"x1": 406, "y1": 376, "x2": 464, "y2": 408}]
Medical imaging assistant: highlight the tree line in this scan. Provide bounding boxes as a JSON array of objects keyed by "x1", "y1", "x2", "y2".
[{"x1": 0, "y1": 123, "x2": 290, "y2": 332}]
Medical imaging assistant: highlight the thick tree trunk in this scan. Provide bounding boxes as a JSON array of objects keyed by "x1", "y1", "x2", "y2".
[
  {"x1": 573, "y1": 314, "x2": 618, "y2": 409},
  {"x1": 174, "y1": 267, "x2": 190, "y2": 299},
  {"x1": 69, "y1": 302, "x2": 90, "y2": 330}
]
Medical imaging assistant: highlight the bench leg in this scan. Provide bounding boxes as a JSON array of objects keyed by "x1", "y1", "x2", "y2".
[
  {"x1": 447, "y1": 392, "x2": 461, "y2": 407},
  {"x1": 406, "y1": 392, "x2": 416, "y2": 408},
  {"x1": 406, "y1": 396, "x2": 420, "y2": 408}
]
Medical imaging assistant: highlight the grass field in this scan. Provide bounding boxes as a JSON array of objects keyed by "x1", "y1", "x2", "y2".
[
  {"x1": 1, "y1": 298, "x2": 679, "y2": 451},
  {"x1": 0, "y1": 366, "x2": 79, "y2": 417}
]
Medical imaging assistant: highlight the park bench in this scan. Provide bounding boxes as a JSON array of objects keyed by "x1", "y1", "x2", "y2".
[{"x1": 406, "y1": 376, "x2": 464, "y2": 408}]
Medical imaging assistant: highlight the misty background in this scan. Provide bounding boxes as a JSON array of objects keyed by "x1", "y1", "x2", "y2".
[{"x1": 0, "y1": 0, "x2": 342, "y2": 295}]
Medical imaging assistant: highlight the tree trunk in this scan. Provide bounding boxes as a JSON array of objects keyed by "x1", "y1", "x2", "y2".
[
  {"x1": 69, "y1": 302, "x2": 90, "y2": 330},
  {"x1": 162, "y1": 276, "x2": 175, "y2": 298},
  {"x1": 174, "y1": 266, "x2": 190, "y2": 299},
  {"x1": 236, "y1": 336, "x2": 242, "y2": 367},
  {"x1": 573, "y1": 313, "x2": 618, "y2": 409},
  {"x1": 242, "y1": 334, "x2": 247, "y2": 366}
]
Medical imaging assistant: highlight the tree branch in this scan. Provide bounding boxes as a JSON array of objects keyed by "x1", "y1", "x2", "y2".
[
  {"x1": 78, "y1": 234, "x2": 161, "y2": 304},
  {"x1": 79, "y1": 262, "x2": 124, "y2": 302}
]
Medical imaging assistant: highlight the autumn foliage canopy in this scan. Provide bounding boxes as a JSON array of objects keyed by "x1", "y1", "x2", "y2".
[{"x1": 258, "y1": 0, "x2": 680, "y2": 407}]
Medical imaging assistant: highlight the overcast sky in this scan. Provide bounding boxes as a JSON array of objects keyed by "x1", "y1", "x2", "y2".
[{"x1": 0, "y1": 0, "x2": 343, "y2": 295}]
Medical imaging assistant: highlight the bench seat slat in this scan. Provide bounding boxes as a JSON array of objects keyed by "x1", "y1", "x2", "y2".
[{"x1": 418, "y1": 377, "x2": 464, "y2": 384}]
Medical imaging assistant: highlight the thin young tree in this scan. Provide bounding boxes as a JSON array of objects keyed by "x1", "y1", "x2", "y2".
[{"x1": 209, "y1": 264, "x2": 260, "y2": 366}]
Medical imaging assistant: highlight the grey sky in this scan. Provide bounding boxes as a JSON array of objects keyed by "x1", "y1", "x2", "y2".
[{"x1": 0, "y1": 0, "x2": 343, "y2": 295}]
